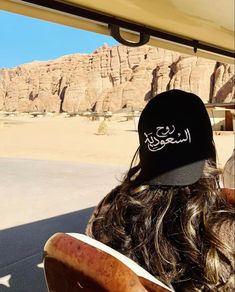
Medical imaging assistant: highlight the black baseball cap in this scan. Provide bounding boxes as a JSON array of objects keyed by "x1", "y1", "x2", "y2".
[{"x1": 138, "y1": 90, "x2": 214, "y2": 186}]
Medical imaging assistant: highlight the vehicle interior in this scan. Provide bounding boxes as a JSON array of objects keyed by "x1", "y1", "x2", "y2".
[
  {"x1": 0, "y1": 1, "x2": 234, "y2": 291},
  {"x1": 1, "y1": 0, "x2": 234, "y2": 64}
]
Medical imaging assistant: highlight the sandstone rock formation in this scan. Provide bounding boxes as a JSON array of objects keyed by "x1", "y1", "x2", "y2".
[{"x1": 0, "y1": 45, "x2": 234, "y2": 113}]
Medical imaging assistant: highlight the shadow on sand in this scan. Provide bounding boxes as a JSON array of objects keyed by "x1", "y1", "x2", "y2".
[{"x1": 0, "y1": 207, "x2": 94, "y2": 292}]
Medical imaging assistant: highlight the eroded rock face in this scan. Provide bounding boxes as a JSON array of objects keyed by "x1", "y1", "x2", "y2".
[{"x1": 0, "y1": 45, "x2": 234, "y2": 113}]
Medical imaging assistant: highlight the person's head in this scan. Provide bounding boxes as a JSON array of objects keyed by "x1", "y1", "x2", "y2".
[
  {"x1": 222, "y1": 149, "x2": 235, "y2": 204},
  {"x1": 87, "y1": 90, "x2": 234, "y2": 291},
  {"x1": 121, "y1": 90, "x2": 234, "y2": 289},
  {"x1": 127, "y1": 89, "x2": 216, "y2": 186},
  {"x1": 223, "y1": 149, "x2": 235, "y2": 189}
]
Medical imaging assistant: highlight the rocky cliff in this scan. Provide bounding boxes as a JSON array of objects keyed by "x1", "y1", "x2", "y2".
[{"x1": 0, "y1": 44, "x2": 234, "y2": 113}]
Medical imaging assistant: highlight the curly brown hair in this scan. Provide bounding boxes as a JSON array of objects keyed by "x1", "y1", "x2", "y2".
[{"x1": 86, "y1": 156, "x2": 235, "y2": 291}]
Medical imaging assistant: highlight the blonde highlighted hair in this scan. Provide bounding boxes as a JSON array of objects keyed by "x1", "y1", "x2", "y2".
[{"x1": 86, "y1": 159, "x2": 235, "y2": 291}]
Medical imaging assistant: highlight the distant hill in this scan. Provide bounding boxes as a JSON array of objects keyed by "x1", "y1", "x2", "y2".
[{"x1": 0, "y1": 44, "x2": 234, "y2": 113}]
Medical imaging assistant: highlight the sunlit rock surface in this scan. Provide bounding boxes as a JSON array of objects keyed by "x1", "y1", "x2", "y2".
[{"x1": 0, "y1": 45, "x2": 234, "y2": 113}]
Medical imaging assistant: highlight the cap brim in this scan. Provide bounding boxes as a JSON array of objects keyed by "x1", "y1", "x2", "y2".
[{"x1": 147, "y1": 160, "x2": 205, "y2": 186}]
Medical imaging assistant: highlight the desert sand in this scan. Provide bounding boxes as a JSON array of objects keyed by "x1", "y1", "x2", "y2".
[
  {"x1": 0, "y1": 113, "x2": 139, "y2": 167},
  {"x1": 0, "y1": 113, "x2": 139, "y2": 230},
  {"x1": 0, "y1": 113, "x2": 234, "y2": 168}
]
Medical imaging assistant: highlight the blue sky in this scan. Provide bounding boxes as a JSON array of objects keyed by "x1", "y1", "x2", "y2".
[{"x1": 0, "y1": 11, "x2": 118, "y2": 69}]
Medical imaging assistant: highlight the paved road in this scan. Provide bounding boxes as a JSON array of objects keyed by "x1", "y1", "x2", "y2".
[{"x1": 0, "y1": 158, "x2": 125, "y2": 292}]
